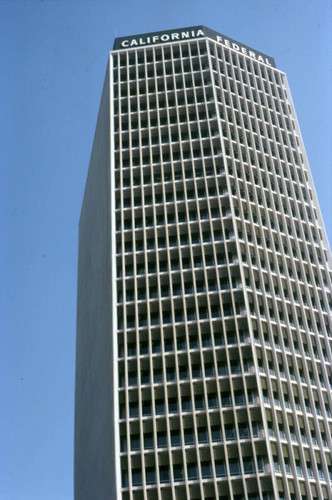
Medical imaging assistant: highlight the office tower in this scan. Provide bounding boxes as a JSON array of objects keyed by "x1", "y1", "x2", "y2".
[{"x1": 75, "y1": 26, "x2": 332, "y2": 500}]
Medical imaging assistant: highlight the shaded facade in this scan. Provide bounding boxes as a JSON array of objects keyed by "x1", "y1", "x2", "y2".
[{"x1": 75, "y1": 27, "x2": 332, "y2": 500}]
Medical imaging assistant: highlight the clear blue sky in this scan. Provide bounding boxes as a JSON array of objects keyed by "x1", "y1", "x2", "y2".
[{"x1": 1, "y1": 0, "x2": 331, "y2": 498}]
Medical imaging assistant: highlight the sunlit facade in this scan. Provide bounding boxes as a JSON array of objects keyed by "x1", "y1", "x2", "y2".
[{"x1": 75, "y1": 27, "x2": 332, "y2": 500}]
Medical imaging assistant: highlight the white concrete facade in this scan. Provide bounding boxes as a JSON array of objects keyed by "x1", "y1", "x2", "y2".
[{"x1": 75, "y1": 29, "x2": 332, "y2": 500}]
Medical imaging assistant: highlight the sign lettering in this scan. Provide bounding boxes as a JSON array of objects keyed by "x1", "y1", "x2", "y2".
[{"x1": 113, "y1": 26, "x2": 275, "y2": 67}]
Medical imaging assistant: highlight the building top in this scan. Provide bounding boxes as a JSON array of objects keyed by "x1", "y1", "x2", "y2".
[{"x1": 113, "y1": 25, "x2": 276, "y2": 68}]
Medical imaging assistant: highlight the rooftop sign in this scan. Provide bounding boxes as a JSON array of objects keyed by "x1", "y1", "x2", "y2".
[{"x1": 113, "y1": 26, "x2": 275, "y2": 67}]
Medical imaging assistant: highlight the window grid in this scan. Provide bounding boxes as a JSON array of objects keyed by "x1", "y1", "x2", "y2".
[{"x1": 111, "y1": 36, "x2": 332, "y2": 500}]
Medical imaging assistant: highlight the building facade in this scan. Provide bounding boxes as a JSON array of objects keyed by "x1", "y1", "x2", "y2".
[{"x1": 75, "y1": 27, "x2": 332, "y2": 500}]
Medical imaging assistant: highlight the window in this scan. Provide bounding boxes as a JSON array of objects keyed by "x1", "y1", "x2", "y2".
[
  {"x1": 208, "y1": 394, "x2": 218, "y2": 408},
  {"x1": 257, "y1": 456, "x2": 265, "y2": 473},
  {"x1": 171, "y1": 431, "x2": 181, "y2": 446},
  {"x1": 184, "y1": 429, "x2": 195, "y2": 444},
  {"x1": 198, "y1": 428, "x2": 208, "y2": 443},
  {"x1": 225, "y1": 425, "x2": 236, "y2": 440},
  {"x1": 229, "y1": 459, "x2": 240, "y2": 476},
  {"x1": 187, "y1": 463, "x2": 198, "y2": 480},
  {"x1": 145, "y1": 468, "x2": 155, "y2": 485},
  {"x1": 221, "y1": 392, "x2": 232, "y2": 407},
  {"x1": 155, "y1": 400, "x2": 165, "y2": 415},
  {"x1": 154, "y1": 369, "x2": 163, "y2": 382},
  {"x1": 234, "y1": 391, "x2": 245, "y2": 405},
  {"x1": 182, "y1": 396, "x2": 192, "y2": 412},
  {"x1": 195, "y1": 395, "x2": 205, "y2": 410},
  {"x1": 201, "y1": 461, "x2": 212, "y2": 479},
  {"x1": 243, "y1": 458, "x2": 255, "y2": 474},
  {"x1": 239, "y1": 424, "x2": 250, "y2": 439},
  {"x1": 168, "y1": 398, "x2": 178, "y2": 413},
  {"x1": 177, "y1": 337, "x2": 186, "y2": 350},
  {"x1": 129, "y1": 403, "x2": 138, "y2": 418},
  {"x1": 179, "y1": 366, "x2": 188, "y2": 380},
  {"x1": 140, "y1": 341, "x2": 148, "y2": 354},
  {"x1": 130, "y1": 435, "x2": 140, "y2": 450},
  {"x1": 122, "y1": 470, "x2": 128, "y2": 488},
  {"x1": 211, "y1": 426, "x2": 222, "y2": 442},
  {"x1": 144, "y1": 433, "x2": 153, "y2": 449},
  {"x1": 173, "y1": 465, "x2": 184, "y2": 482},
  {"x1": 159, "y1": 466, "x2": 170, "y2": 483},
  {"x1": 215, "y1": 460, "x2": 226, "y2": 477},
  {"x1": 141, "y1": 370, "x2": 150, "y2": 384},
  {"x1": 128, "y1": 372, "x2": 137, "y2": 385},
  {"x1": 205, "y1": 363, "x2": 214, "y2": 376},
  {"x1": 119, "y1": 431, "x2": 128, "y2": 451},
  {"x1": 132, "y1": 469, "x2": 142, "y2": 486},
  {"x1": 192, "y1": 364, "x2": 202, "y2": 378}
]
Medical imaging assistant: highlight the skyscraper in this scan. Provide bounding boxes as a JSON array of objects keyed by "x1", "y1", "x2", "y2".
[{"x1": 75, "y1": 26, "x2": 332, "y2": 500}]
